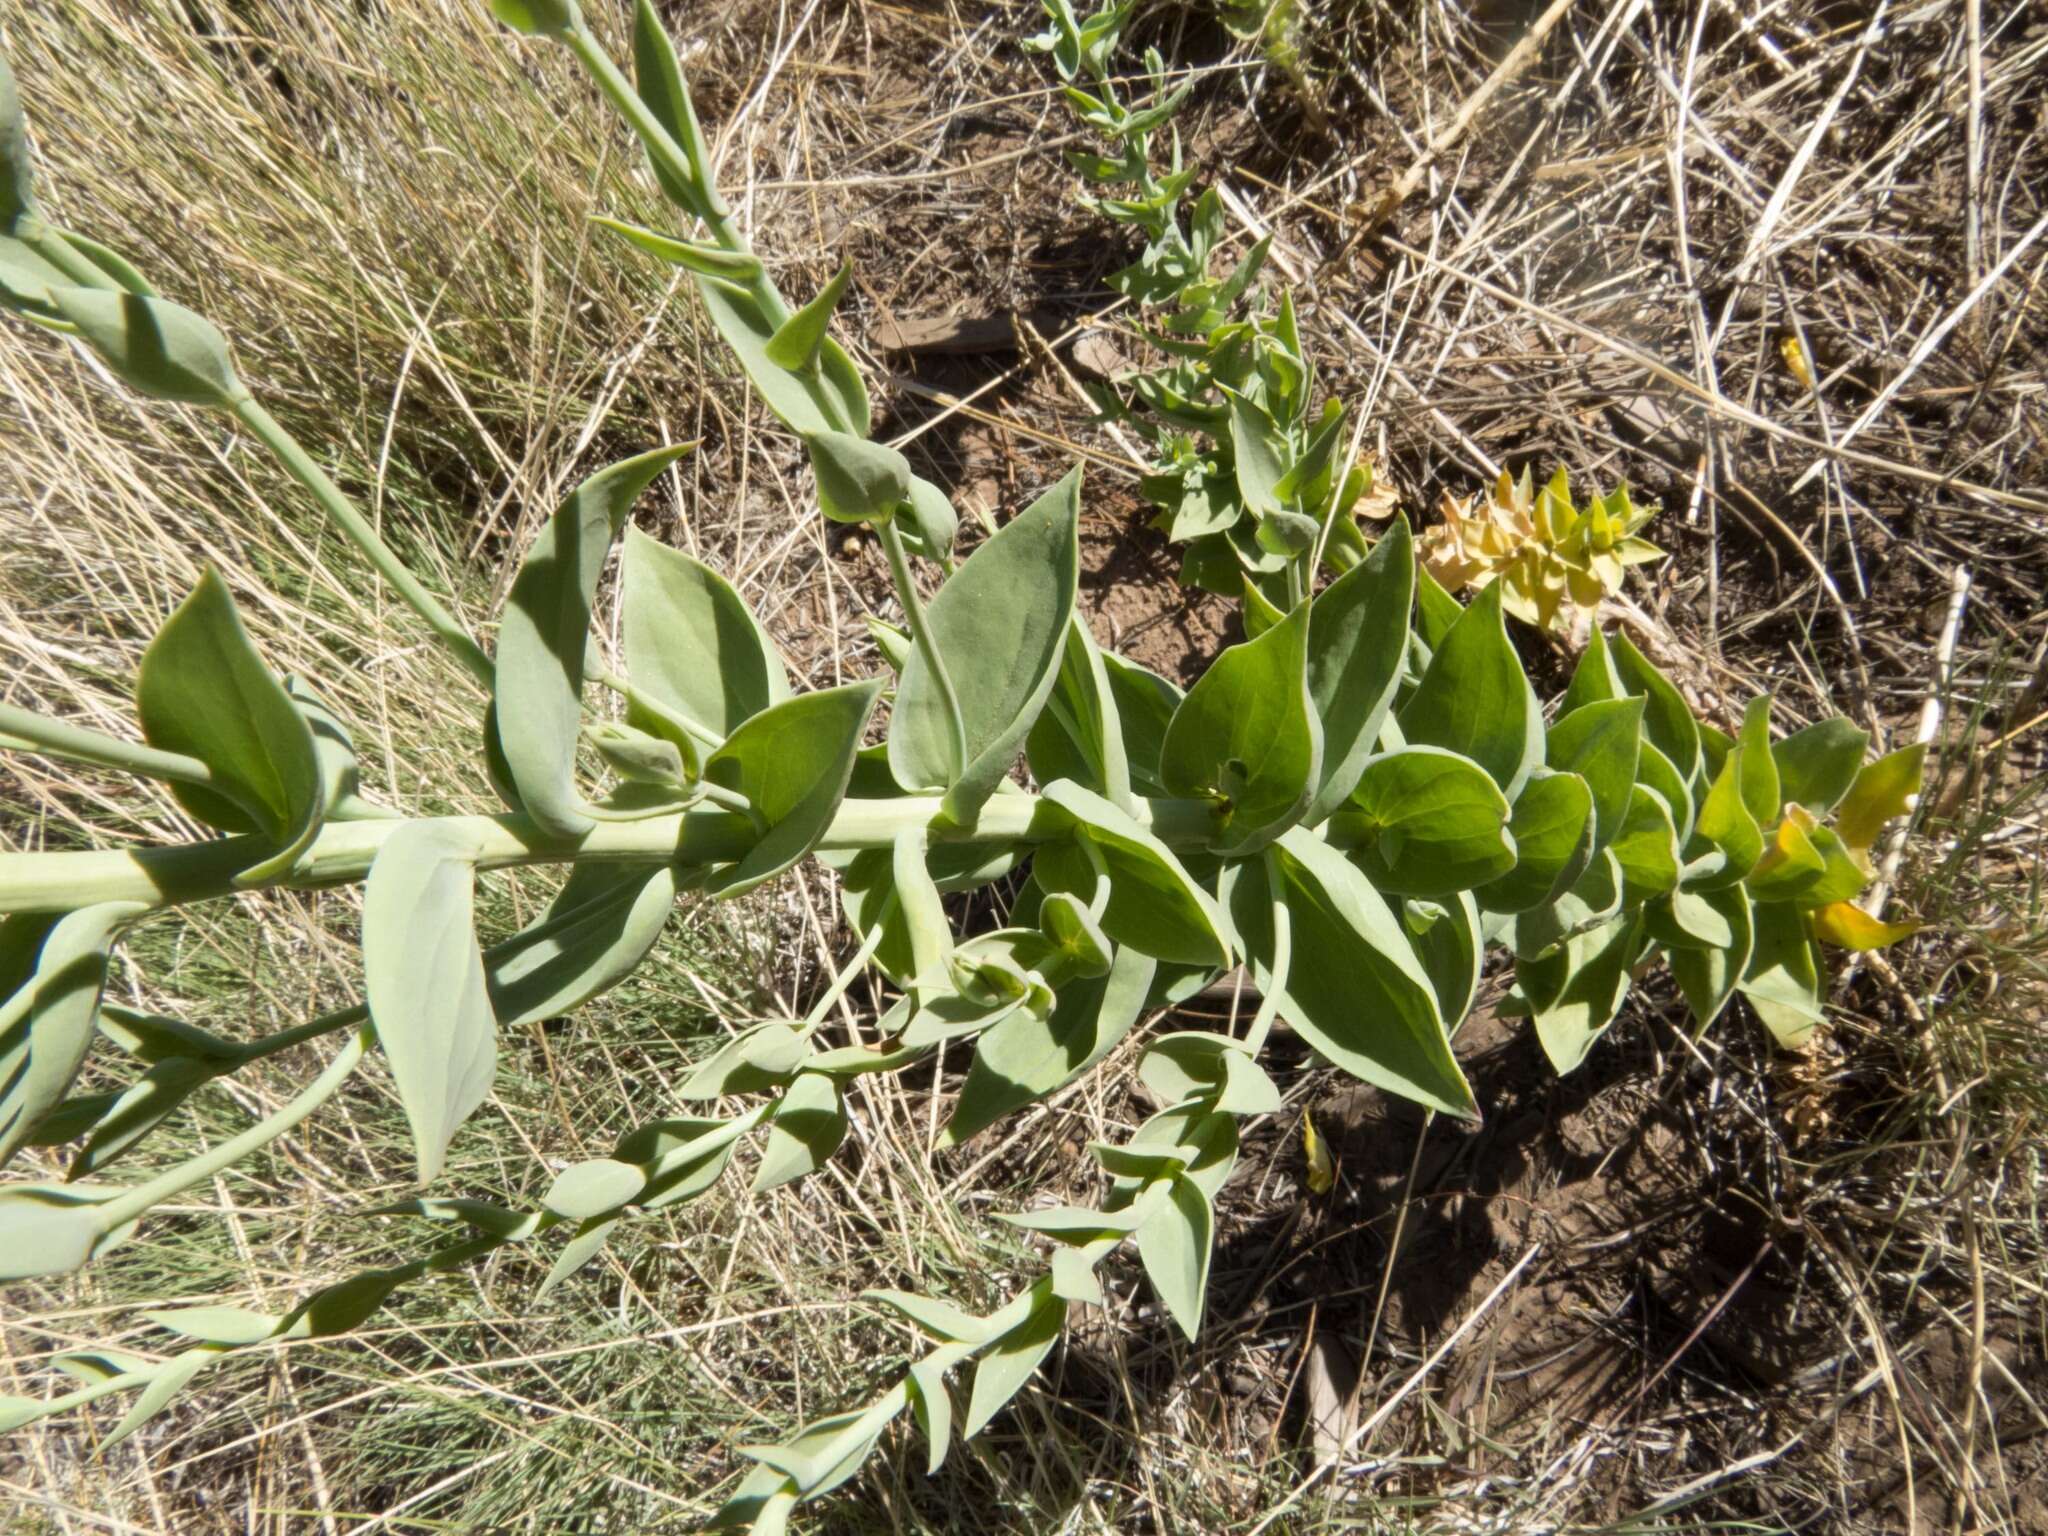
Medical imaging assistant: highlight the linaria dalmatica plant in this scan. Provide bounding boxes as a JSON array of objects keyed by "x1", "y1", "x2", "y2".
[{"x1": 0, "y1": 12, "x2": 1923, "y2": 1530}]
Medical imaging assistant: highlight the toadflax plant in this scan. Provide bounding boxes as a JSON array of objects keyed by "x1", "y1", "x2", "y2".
[{"x1": 0, "y1": 9, "x2": 1922, "y2": 1529}]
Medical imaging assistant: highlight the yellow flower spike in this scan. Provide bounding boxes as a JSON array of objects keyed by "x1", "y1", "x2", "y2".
[{"x1": 1812, "y1": 901, "x2": 1923, "y2": 952}]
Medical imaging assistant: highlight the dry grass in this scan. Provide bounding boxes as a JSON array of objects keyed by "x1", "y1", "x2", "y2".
[{"x1": 2, "y1": 0, "x2": 2044, "y2": 1532}]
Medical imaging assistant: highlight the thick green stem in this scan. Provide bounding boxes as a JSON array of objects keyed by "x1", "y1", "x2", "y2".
[
  {"x1": 0, "y1": 703, "x2": 224, "y2": 795},
  {"x1": 879, "y1": 519, "x2": 971, "y2": 781},
  {"x1": 0, "y1": 795, "x2": 1219, "y2": 915},
  {"x1": 95, "y1": 1023, "x2": 373, "y2": 1233},
  {"x1": 230, "y1": 396, "x2": 495, "y2": 689}
]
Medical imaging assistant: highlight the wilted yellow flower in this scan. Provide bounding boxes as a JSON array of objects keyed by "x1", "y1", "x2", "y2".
[{"x1": 1417, "y1": 466, "x2": 1665, "y2": 636}]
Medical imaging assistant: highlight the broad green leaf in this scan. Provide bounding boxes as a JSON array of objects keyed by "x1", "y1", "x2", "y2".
[
  {"x1": 622, "y1": 524, "x2": 790, "y2": 747},
  {"x1": 1635, "y1": 739, "x2": 1695, "y2": 845},
  {"x1": 1225, "y1": 390, "x2": 1288, "y2": 516},
  {"x1": 1397, "y1": 583, "x2": 1539, "y2": 798},
  {"x1": 1160, "y1": 598, "x2": 1321, "y2": 854},
  {"x1": 1477, "y1": 770, "x2": 1594, "y2": 913},
  {"x1": 1611, "y1": 786, "x2": 1681, "y2": 902},
  {"x1": 0, "y1": 234, "x2": 70, "y2": 316},
  {"x1": 1545, "y1": 697, "x2": 1644, "y2": 858},
  {"x1": 285, "y1": 677, "x2": 364, "y2": 818},
  {"x1": 488, "y1": 0, "x2": 578, "y2": 34},
  {"x1": 364, "y1": 821, "x2": 497, "y2": 1182},
  {"x1": 1136, "y1": 1174, "x2": 1213, "y2": 1339},
  {"x1": 0, "y1": 1183, "x2": 115, "y2": 1281},
  {"x1": 143, "y1": 1305, "x2": 279, "y2": 1346},
  {"x1": 962, "y1": 1284, "x2": 1066, "y2": 1438},
  {"x1": 1302, "y1": 515, "x2": 1414, "y2": 823},
  {"x1": 752, "y1": 1071, "x2": 844, "y2": 1191},
  {"x1": 891, "y1": 471, "x2": 1081, "y2": 821},
  {"x1": 805, "y1": 429, "x2": 909, "y2": 524},
  {"x1": 497, "y1": 446, "x2": 690, "y2": 838},
  {"x1": 1669, "y1": 884, "x2": 1753, "y2": 1029},
  {"x1": 69, "y1": 1054, "x2": 217, "y2": 1176},
  {"x1": 138, "y1": 568, "x2": 322, "y2": 880},
  {"x1": 285, "y1": 1266, "x2": 409, "y2": 1338},
  {"x1": 901, "y1": 476, "x2": 960, "y2": 563},
  {"x1": 48, "y1": 287, "x2": 242, "y2": 406},
  {"x1": 997, "y1": 1202, "x2": 1147, "y2": 1238},
  {"x1": 908, "y1": 1352, "x2": 961, "y2": 1475},
  {"x1": 1101, "y1": 653, "x2": 1181, "y2": 797},
  {"x1": 695, "y1": 276, "x2": 870, "y2": 437},
  {"x1": 1559, "y1": 626, "x2": 1626, "y2": 715},
  {"x1": 486, "y1": 862, "x2": 677, "y2": 1027},
  {"x1": 863, "y1": 1290, "x2": 992, "y2": 1345},
  {"x1": 371, "y1": 1197, "x2": 538, "y2": 1240},
  {"x1": 1610, "y1": 634, "x2": 1700, "y2": 784},
  {"x1": 1232, "y1": 829, "x2": 1476, "y2": 1118},
  {"x1": 1406, "y1": 891, "x2": 1482, "y2": 1029},
  {"x1": 1031, "y1": 780, "x2": 1229, "y2": 966},
  {"x1": 1689, "y1": 744, "x2": 1763, "y2": 889},
  {"x1": 1341, "y1": 746, "x2": 1515, "y2": 896},
  {"x1": 1496, "y1": 846, "x2": 1624, "y2": 961},
  {"x1": 703, "y1": 679, "x2": 882, "y2": 896},
  {"x1": 1735, "y1": 696, "x2": 1780, "y2": 827},
  {"x1": 631, "y1": 0, "x2": 722, "y2": 214},
  {"x1": 895, "y1": 827, "x2": 954, "y2": 992},
  {"x1": 1138, "y1": 1033, "x2": 1280, "y2": 1114},
  {"x1": 1025, "y1": 616, "x2": 1131, "y2": 810},
  {"x1": 1039, "y1": 891, "x2": 1111, "y2": 976},
  {"x1": 1773, "y1": 718, "x2": 1869, "y2": 816},
  {"x1": 107, "y1": 1348, "x2": 216, "y2": 1446},
  {"x1": 544, "y1": 1158, "x2": 646, "y2": 1219},
  {"x1": 1515, "y1": 913, "x2": 1642, "y2": 1074},
  {"x1": 681, "y1": 1021, "x2": 812, "y2": 1099},
  {"x1": 764, "y1": 261, "x2": 851, "y2": 374},
  {"x1": 1739, "y1": 902, "x2": 1825, "y2": 1048},
  {"x1": 1118, "y1": 1104, "x2": 1239, "y2": 1203},
  {"x1": 943, "y1": 946, "x2": 1156, "y2": 1144},
  {"x1": 538, "y1": 1214, "x2": 622, "y2": 1297},
  {"x1": 589, "y1": 721, "x2": 684, "y2": 784},
  {"x1": 1412, "y1": 565, "x2": 1463, "y2": 651},
  {"x1": 1835, "y1": 743, "x2": 1926, "y2": 855},
  {"x1": 1649, "y1": 886, "x2": 1738, "y2": 950},
  {"x1": 1, "y1": 902, "x2": 144, "y2": 1167}
]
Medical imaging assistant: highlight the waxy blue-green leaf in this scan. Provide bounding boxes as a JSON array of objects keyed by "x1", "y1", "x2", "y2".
[
  {"x1": 1136, "y1": 1033, "x2": 1282, "y2": 1115},
  {"x1": 1406, "y1": 892, "x2": 1483, "y2": 1029},
  {"x1": 631, "y1": 0, "x2": 723, "y2": 215},
  {"x1": 497, "y1": 446, "x2": 690, "y2": 838},
  {"x1": 1232, "y1": 829, "x2": 1476, "y2": 1118},
  {"x1": 765, "y1": 261, "x2": 851, "y2": 374},
  {"x1": 1738, "y1": 901, "x2": 1825, "y2": 1048},
  {"x1": 694, "y1": 276, "x2": 870, "y2": 437},
  {"x1": 68, "y1": 1054, "x2": 217, "y2": 1176},
  {"x1": 1025, "y1": 616, "x2": 1132, "y2": 810},
  {"x1": 682, "y1": 1021, "x2": 812, "y2": 1099},
  {"x1": 1772, "y1": 717, "x2": 1869, "y2": 817},
  {"x1": 543, "y1": 1158, "x2": 646, "y2": 1220},
  {"x1": 1610, "y1": 634, "x2": 1701, "y2": 784},
  {"x1": 622, "y1": 524, "x2": 790, "y2": 750},
  {"x1": 963, "y1": 1284, "x2": 1066, "y2": 1439},
  {"x1": 48, "y1": 287, "x2": 242, "y2": 406},
  {"x1": 1545, "y1": 697, "x2": 1644, "y2": 859},
  {"x1": 752, "y1": 1071, "x2": 845, "y2": 1191},
  {"x1": 1038, "y1": 891, "x2": 1112, "y2": 975},
  {"x1": 486, "y1": 862, "x2": 677, "y2": 1027},
  {"x1": 943, "y1": 946, "x2": 1156, "y2": 1145},
  {"x1": 0, "y1": 903, "x2": 143, "y2": 1167},
  {"x1": 0, "y1": 235, "x2": 69, "y2": 317},
  {"x1": 138, "y1": 568, "x2": 322, "y2": 881},
  {"x1": 1397, "y1": 583, "x2": 1539, "y2": 798},
  {"x1": 1514, "y1": 913, "x2": 1642, "y2": 1074},
  {"x1": 1161, "y1": 598, "x2": 1320, "y2": 854},
  {"x1": 1137, "y1": 1174, "x2": 1213, "y2": 1339},
  {"x1": 1225, "y1": 392, "x2": 1288, "y2": 517},
  {"x1": 0, "y1": 1183, "x2": 120, "y2": 1281},
  {"x1": 1412, "y1": 564, "x2": 1463, "y2": 652},
  {"x1": 864, "y1": 1288, "x2": 993, "y2": 1345},
  {"x1": 1611, "y1": 786, "x2": 1681, "y2": 902},
  {"x1": 890, "y1": 471, "x2": 1080, "y2": 821},
  {"x1": 1668, "y1": 885, "x2": 1753, "y2": 1029},
  {"x1": 1635, "y1": 739, "x2": 1695, "y2": 845},
  {"x1": 1477, "y1": 769, "x2": 1595, "y2": 913},
  {"x1": 488, "y1": 0, "x2": 579, "y2": 34},
  {"x1": 1031, "y1": 780, "x2": 1228, "y2": 966},
  {"x1": 1341, "y1": 746, "x2": 1515, "y2": 896},
  {"x1": 1302, "y1": 516, "x2": 1414, "y2": 824},
  {"x1": 1648, "y1": 886, "x2": 1739, "y2": 951},
  {"x1": 1559, "y1": 625, "x2": 1626, "y2": 715},
  {"x1": 364, "y1": 821, "x2": 497, "y2": 1183},
  {"x1": 144, "y1": 1305, "x2": 280, "y2": 1346},
  {"x1": 901, "y1": 476, "x2": 960, "y2": 563},
  {"x1": 804, "y1": 429, "x2": 909, "y2": 525},
  {"x1": 703, "y1": 679, "x2": 882, "y2": 896}
]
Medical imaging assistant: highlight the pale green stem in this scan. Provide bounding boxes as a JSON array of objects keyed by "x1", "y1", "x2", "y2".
[
  {"x1": 1241, "y1": 847, "x2": 1290, "y2": 1055},
  {"x1": 879, "y1": 519, "x2": 970, "y2": 781},
  {"x1": 0, "y1": 703, "x2": 225, "y2": 795},
  {"x1": 229, "y1": 396, "x2": 495, "y2": 689},
  {"x1": 95, "y1": 1023, "x2": 372, "y2": 1234},
  {"x1": 801, "y1": 893, "x2": 895, "y2": 1029}
]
